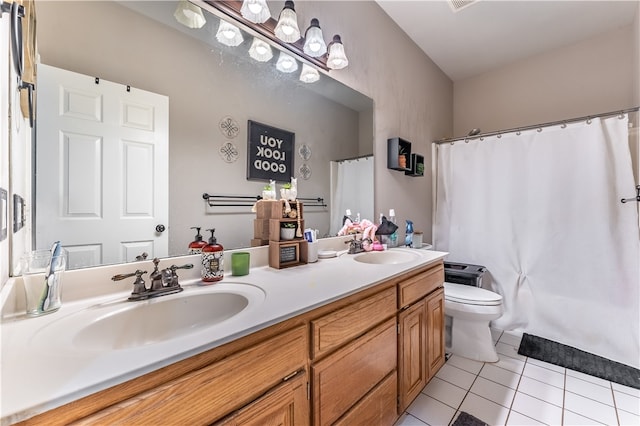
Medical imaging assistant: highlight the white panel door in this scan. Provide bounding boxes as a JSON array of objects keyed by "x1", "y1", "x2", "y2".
[{"x1": 36, "y1": 64, "x2": 168, "y2": 269}]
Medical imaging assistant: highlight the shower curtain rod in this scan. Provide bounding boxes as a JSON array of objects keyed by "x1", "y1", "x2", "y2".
[
  {"x1": 336, "y1": 154, "x2": 373, "y2": 163},
  {"x1": 433, "y1": 106, "x2": 639, "y2": 144}
]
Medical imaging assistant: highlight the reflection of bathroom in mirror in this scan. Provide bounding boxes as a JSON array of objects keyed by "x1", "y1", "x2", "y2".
[
  {"x1": 330, "y1": 156, "x2": 374, "y2": 235},
  {"x1": 34, "y1": 1, "x2": 374, "y2": 269}
]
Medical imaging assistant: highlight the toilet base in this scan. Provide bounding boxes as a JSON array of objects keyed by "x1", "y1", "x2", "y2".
[{"x1": 446, "y1": 316, "x2": 499, "y2": 363}]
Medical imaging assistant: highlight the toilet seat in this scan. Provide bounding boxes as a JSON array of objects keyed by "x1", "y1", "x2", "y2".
[{"x1": 444, "y1": 282, "x2": 502, "y2": 306}]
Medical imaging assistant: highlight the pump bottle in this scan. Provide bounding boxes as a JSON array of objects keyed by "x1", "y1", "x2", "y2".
[
  {"x1": 188, "y1": 227, "x2": 207, "y2": 254},
  {"x1": 201, "y1": 228, "x2": 224, "y2": 283},
  {"x1": 389, "y1": 209, "x2": 398, "y2": 248}
]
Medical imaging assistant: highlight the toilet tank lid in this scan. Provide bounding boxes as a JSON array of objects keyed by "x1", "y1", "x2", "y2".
[{"x1": 444, "y1": 282, "x2": 502, "y2": 304}]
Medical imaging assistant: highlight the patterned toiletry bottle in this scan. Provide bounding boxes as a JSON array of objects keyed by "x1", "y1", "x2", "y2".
[{"x1": 202, "y1": 228, "x2": 224, "y2": 283}]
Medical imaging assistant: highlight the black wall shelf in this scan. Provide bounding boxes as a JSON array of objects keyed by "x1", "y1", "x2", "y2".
[
  {"x1": 387, "y1": 137, "x2": 412, "y2": 171},
  {"x1": 405, "y1": 153, "x2": 425, "y2": 177}
]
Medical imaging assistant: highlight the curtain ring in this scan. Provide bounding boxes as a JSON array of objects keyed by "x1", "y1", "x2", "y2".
[
  {"x1": 516, "y1": 131, "x2": 521, "y2": 136},
  {"x1": 464, "y1": 138, "x2": 469, "y2": 143},
  {"x1": 479, "y1": 137, "x2": 484, "y2": 141},
  {"x1": 561, "y1": 123, "x2": 567, "y2": 128},
  {"x1": 586, "y1": 118, "x2": 592, "y2": 124},
  {"x1": 497, "y1": 134, "x2": 502, "y2": 139},
  {"x1": 536, "y1": 128, "x2": 542, "y2": 132},
  {"x1": 450, "y1": 142, "x2": 455, "y2": 145},
  {"x1": 618, "y1": 113, "x2": 625, "y2": 119}
]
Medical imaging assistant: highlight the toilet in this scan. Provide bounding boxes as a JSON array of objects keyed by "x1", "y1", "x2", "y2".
[{"x1": 443, "y1": 262, "x2": 504, "y2": 363}]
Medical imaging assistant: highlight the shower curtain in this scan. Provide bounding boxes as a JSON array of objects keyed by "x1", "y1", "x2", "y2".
[
  {"x1": 330, "y1": 156, "x2": 374, "y2": 235},
  {"x1": 434, "y1": 115, "x2": 640, "y2": 368}
]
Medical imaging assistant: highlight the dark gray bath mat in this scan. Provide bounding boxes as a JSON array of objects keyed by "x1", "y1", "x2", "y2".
[
  {"x1": 518, "y1": 333, "x2": 640, "y2": 389},
  {"x1": 451, "y1": 411, "x2": 487, "y2": 426}
]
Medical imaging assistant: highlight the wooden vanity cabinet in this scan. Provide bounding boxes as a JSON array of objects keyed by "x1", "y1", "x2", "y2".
[
  {"x1": 17, "y1": 261, "x2": 446, "y2": 426},
  {"x1": 397, "y1": 265, "x2": 445, "y2": 413}
]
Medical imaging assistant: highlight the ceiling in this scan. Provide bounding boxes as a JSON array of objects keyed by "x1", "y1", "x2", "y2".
[{"x1": 375, "y1": 0, "x2": 638, "y2": 81}]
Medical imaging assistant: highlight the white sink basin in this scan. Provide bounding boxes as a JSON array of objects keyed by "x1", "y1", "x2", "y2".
[
  {"x1": 353, "y1": 250, "x2": 421, "y2": 265},
  {"x1": 30, "y1": 283, "x2": 265, "y2": 350}
]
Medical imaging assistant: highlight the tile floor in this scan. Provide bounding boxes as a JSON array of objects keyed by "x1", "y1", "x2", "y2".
[{"x1": 396, "y1": 329, "x2": 640, "y2": 426}]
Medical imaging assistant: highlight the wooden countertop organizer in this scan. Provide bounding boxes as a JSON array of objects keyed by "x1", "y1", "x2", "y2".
[{"x1": 253, "y1": 200, "x2": 308, "y2": 269}]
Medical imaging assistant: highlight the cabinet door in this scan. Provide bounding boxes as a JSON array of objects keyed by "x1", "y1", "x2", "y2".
[
  {"x1": 216, "y1": 372, "x2": 309, "y2": 426},
  {"x1": 398, "y1": 300, "x2": 427, "y2": 413},
  {"x1": 312, "y1": 318, "x2": 397, "y2": 426},
  {"x1": 426, "y1": 288, "x2": 445, "y2": 379}
]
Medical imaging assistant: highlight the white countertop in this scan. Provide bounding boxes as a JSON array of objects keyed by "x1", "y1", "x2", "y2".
[{"x1": 0, "y1": 245, "x2": 446, "y2": 425}]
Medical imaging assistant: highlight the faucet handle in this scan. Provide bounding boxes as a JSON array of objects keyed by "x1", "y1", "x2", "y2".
[
  {"x1": 163, "y1": 263, "x2": 194, "y2": 287},
  {"x1": 112, "y1": 270, "x2": 148, "y2": 295},
  {"x1": 135, "y1": 252, "x2": 148, "y2": 261},
  {"x1": 169, "y1": 263, "x2": 194, "y2": 272},
  {"x1": 111, "y1": 269, "x2": 147, "y2": 281}
]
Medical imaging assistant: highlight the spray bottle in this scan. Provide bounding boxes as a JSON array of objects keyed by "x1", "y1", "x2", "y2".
[{"x1": 405, "y1": 220, "x2": 414, "y2": 247}]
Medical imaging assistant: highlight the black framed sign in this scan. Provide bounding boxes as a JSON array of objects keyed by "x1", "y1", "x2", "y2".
[{"x1": 247, "y1": 120, "x2": 294, "y2": 182}]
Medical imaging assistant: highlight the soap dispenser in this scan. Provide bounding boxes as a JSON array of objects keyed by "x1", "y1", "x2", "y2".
[
  {"x1": 201, "y1": 228, "x2": 224, "y2": 283},
  {"x1": 388, "y1": 209, "x2": 398, "y2": 248},
  {"x1": 405, "y1": 220, "x2": 414, "y2": 247},
  {"x1": 188, "y1": 227, "x2": 207, "y2": 254}
]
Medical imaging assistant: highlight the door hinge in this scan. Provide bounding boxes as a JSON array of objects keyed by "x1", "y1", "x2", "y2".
[
  {"x1": 397, "y1": 323, "x2": 400, "y2": 334},
  {"x1": 307, "y1": 381, "x2": 310, "y2": 400}
]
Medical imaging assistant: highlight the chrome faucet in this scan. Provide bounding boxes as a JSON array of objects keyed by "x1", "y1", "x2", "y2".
[
  {"x1": 345, "y1": 235, "x2": 371, "y2": 254},
  {"x1": 112, "y1": 258, "x2": 193, "y2": 301}
]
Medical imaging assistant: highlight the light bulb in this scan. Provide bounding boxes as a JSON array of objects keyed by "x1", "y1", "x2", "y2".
[{"x1": 276, "y1": 52, "x2": 298, "y2": 73}]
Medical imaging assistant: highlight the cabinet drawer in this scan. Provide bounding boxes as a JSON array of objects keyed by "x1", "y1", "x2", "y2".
[
  {"x1": 398, "y1": 263, "x2": 444, "y2": 308},
  {"x1": 312, "y1": 318, "x2": 397, "y2": 426},
  {"x1": 215, "y1": 372, "x2": 308, "y2": 426},
  {"x1": 334, "y1": 371, "x2": 397, "y2": 426},
  {"x1": 311, "y1": 287, "x2": 396, "y2": 359},
  {"x1": 76, "y1": 325, "x2": 307, "y2": 425}
]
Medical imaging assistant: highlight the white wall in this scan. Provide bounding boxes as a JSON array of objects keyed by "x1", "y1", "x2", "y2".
[
  {"x1": 634, "y1": 3, "x2": 640, "y2": 107},
  {"x1": 299, "y1": 1, "x2": 454, "y2": 241},
  {"x1": 453, "y1": 24, "x2": 637, "y2": 136}
]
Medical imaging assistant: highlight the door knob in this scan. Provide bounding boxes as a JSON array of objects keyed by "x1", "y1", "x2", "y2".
[{"x1": 156, "y1": 224, "x2": 166, "y2": 233}]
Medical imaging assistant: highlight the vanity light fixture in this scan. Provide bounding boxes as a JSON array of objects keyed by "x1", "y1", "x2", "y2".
[
  {"x1": 274, "y1": 1, "x2": 301, "y2": 43},
  {"x1": 299, "y1": 63, "x2": 320, "y2": 83},
  {"x1": 248, "y1": 37, "x2": 273, "y2": 62},
  {"x1": 326, "y1": 35, "x2": 349, "y2": 70},
  {"x1": 216, "y1": 19, "x2": 244, "y2": 47},
  {"x1": 276, "y1": 51, "x2": 298, "y2": 73},
  {"x1": 240, "y1": 0, "x2": 271, "y2": 24},
  {"x1": 203, "y1": 1, "x2": 349, "y2": 71},
  {"x1": 303, "y1": 18, "x2": 327, "y2": 57},
  {"x1": 174, "y1": 0, "x2": 206, "y2": 29}
]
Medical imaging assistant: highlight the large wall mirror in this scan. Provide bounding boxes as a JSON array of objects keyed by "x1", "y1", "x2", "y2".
[{"x1": 34, "y1": 0, "x2": 374, "y2": 269}]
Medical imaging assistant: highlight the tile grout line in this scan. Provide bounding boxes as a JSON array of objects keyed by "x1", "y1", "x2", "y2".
[
  {"x1": 610, "y1": 381, "x2": 621, "y2": 426},
  {"x1": 446, "y1": 331, "x2": 504, "y2": 426},
  {"x1": 561, "y1": 363, "x2": 566, "y2": 425},
  {"x1": 447, "y1": 361, "x2": 483, "y2": 426},
  {"x1": 504, "y1": 354, "x2": 528, "y2": 426}
]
